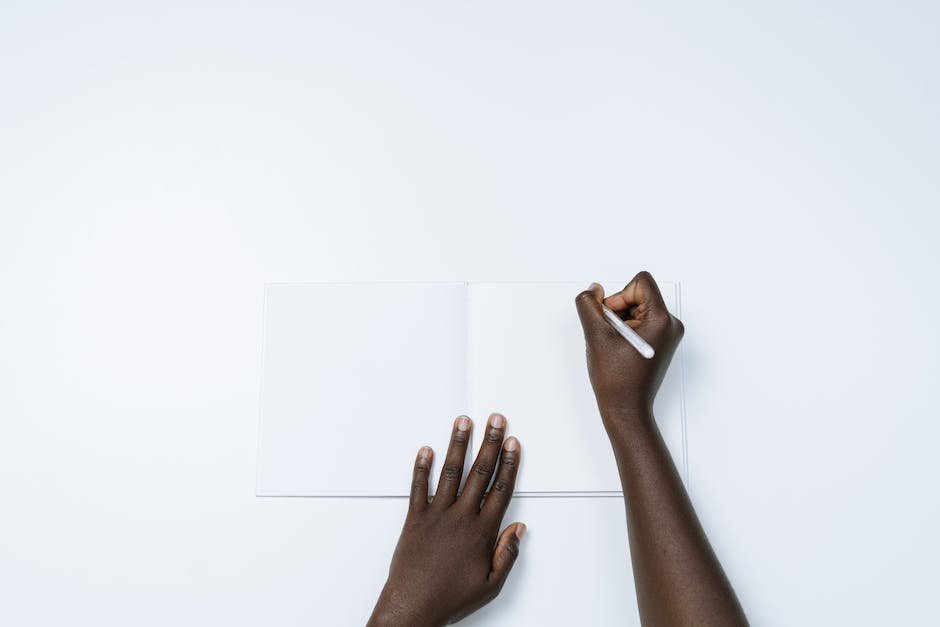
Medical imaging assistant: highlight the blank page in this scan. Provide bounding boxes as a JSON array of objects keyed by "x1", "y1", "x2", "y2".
[
  {"x1": 257, "y1": 283, "x2": 468, "y2": 496},
  {"x1": 467, "y1": 282, "x2": 685, "y2": 494}
]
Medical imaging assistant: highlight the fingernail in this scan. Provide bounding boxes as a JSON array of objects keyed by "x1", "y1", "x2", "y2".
[
  {"x1": 489, "y1": 413, "x2": 506, "y2": 429},
  {"x1": 515, "y1": 523, "x2": 527, "y2": 541},
  {"x1": 504, "y1": 436, "x2": 519, "y2": 452},
  {"x1": 418, "y1": 446, "x2": 431, "y2": 460},
  {"x1": 456, "y1": 416, "x2": 471, "y2": 431},
  {"x1": 588, "y1": 282, "x2": 602, "y2": 291}
]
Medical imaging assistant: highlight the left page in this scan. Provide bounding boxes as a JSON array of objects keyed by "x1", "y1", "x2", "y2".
[{"x1": 257, "y1": 282, "x2": 468, "y2": 496}]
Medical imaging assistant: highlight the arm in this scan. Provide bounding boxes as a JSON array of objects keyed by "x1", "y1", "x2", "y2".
[
  {"x1": 368, "y1": 413, "x2": 525, "y2": 626},
  {"x1": 576, "y1": 272, "x2": 747, "y2": 627}
]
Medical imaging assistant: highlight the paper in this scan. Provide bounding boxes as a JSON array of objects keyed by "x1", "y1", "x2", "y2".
[
  {"x1": 257, "y1": 281, "x2": 685, "y2": 496},
  {"x1": 257, "y1": 283, "x2": 468, "y2": 496}
]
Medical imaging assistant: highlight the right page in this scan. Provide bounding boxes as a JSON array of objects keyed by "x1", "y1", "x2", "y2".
[{"x1": 467, "y1": 281, "x2": 686, "y2": 494}]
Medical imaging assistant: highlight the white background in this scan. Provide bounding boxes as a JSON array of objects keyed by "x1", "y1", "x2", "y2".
[{"x1": 1, "y1": 1, "x2": 938, "y2": 625}]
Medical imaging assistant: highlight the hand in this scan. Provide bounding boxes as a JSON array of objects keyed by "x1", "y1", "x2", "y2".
[
  {"x1": 577, "y1": 274, "x2": 746, "y2": 626},
  {"x1": 367, "y1": 414, "x2": 526, "y2": 627},
  {"x1": 575, "y1": 271, "x2": 684, "y2": 421}
]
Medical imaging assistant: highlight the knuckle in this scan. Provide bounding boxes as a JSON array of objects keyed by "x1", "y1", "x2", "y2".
[
  {"x1": 505, "y1": 540, "x2": 520, "y2": 559},
  {"x1": 649, "y1": 305, "x2": 669, "y2": 321},
  {"x1": 473, "y1": 462, "x2": 493, "y2": 477},
  {"x1": 442, "y1": 463, "x2": 462, "y2": 481},
  {"x1": 492, "y1": 479, "x2": 510, "y2": 493},
  {"x1": 410, "y1": 480, "x2": 426, "y2": 493},
  {"x1": 485, "y1": 429, "x2": 502, "y2": 443},
  {"x1": 500, "y1": 455, "x2": 517, "y2": 468},
  {"x1": 452, "y1": 431, "x2": 469, "y2": 445},
  {"x1": 575, "y1": 290, "x2": 596, "y2": 306},
  {"x1": 414, "y1": 462, "x2": 431, "y2": 474},
  {"x1": 649, "y1": 311, "x2": 671, "y2": 329},
  {"x1": 672, "y1": 315, "x2": 686, "y2": 337}
]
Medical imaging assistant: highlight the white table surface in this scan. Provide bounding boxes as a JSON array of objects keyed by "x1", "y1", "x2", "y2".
[{"x1": 1, "y1": 2, "x2": 938, "y2": 625}]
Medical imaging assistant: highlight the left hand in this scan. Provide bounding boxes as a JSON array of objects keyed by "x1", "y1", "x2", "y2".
[{"x1": 367, "y1": 413, "x2": 526, "y2": 626}]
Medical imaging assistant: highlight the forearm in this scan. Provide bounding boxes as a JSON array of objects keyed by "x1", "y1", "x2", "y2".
[{"x1": 605, "y1": 408, "x2": 747, "y2": 627}]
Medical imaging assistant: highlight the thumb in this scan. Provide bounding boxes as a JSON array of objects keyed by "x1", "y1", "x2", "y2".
[
  {"x1": 575, "y1": 282, "x2": 610, "y2": 338},
  {"x1": 605, "y1": 271, "x2": 668, "y2": 317},
  {"x1": 489, "y1": 522, "x2": 526, "y2": 586}
]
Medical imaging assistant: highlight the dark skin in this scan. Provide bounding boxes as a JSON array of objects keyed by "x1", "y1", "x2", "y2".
[
  {"x1": 367, "y1": 413, "x2": 525, "y2": 626},
  {"x1": 575, "y1": 272, "x2": 747, "y2": 626},
  {"x1": 369, "y1": 271, "x2": 746, "y2": 626}
]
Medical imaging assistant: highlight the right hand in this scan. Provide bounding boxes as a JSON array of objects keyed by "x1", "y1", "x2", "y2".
[{"x1": 575, "y1": 271, "x2": 684, "y2": 421}]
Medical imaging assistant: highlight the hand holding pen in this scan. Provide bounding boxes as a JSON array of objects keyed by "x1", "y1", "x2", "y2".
[{"x1": 575, "y1": 272, "x2": 684, "y2": 420}]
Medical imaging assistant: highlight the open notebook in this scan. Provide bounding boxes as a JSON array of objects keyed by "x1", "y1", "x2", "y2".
[{"x1": 256, "y1": 282, "x2": 686, "y2": 496}]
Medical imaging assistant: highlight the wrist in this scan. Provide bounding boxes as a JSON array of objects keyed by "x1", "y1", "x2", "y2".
[
  {"x1": 366, "y1": 608, "x2": 399, "y2": 627},
  {"x1": 601, "y1": 405, "x2": 660, "y2": 469},
  {"x1": 368, "y1": 605, "x2": 426, "y2": 627},
  {"x1": 368, "y1": 588, "x2": 440, "y2": 627}
]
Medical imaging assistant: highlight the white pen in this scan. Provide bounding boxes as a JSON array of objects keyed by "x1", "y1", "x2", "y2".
[{"x1": 601, "y1": 303, "x2": 655, "y2": 359}]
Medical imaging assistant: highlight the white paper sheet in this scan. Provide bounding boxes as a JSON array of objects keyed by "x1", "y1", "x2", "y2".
[
  {"x1": 257, "y1": 281, "x2": 685, "y2": 496},
  {"x1": 256, "y1": 283, "x2": 468, "y2": 496}
]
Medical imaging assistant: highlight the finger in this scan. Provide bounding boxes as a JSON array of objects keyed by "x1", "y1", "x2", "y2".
[
  {"x1": 459, "y1": 413, "x2": 507, "y2": 507},
  {"x1": 489, "y1": 522, "x2": 526, "y2": 586},
  {"x1": 480, "y1": 436, "x2": 520, "y2": 521},
  {"x1": 587, "y1": 281, "x2": 605, "y2": 300},
  {"x1": 432, "y1": 415, "x2": 472, "y2": 508},
  {"x1": 575, "y1": 283, "x2": 613, "y2": 339},
  {"x1": 409, "y1": 446, "x2": 433, "y2": 513},
  {"x1": 603, "y1": 270, "x2": 669, "y2": 320}
]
